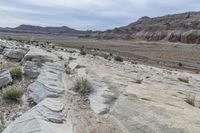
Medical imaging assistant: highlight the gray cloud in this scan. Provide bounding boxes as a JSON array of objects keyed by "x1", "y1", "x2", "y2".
[{"x1": 0, "y1": 0, "x2": 200, "y2": 30}]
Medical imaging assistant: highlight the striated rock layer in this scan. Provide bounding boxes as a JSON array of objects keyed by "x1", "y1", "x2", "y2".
[
  {"x1": 89, "y1": 11, "x2": 200, "y2": 44},
  {"x1": 3, "y1": 48, "x2": 73, "y2": 133}
]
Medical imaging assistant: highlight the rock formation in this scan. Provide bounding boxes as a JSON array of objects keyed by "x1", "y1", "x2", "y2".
[
  {"x1": 0, "y1": 70, "x2": 12, "y2": 88},
  {"x1": 89, "y1": 11, "x2": 200, "y2": 44},
  {"x1": 1, "y1": 39, "x2": 200, "y2": 133}
]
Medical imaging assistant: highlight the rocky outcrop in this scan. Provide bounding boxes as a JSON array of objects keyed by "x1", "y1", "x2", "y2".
[
  {"x1": 3, "y1": 47, "x2": 29, "y2": 62},
  {"x1": 28, "y1": 61, "x2": 67, "y2": 103},
  {"x1": 2, "y1": 98, "x2": 72, "y2": 133},
  {"x1": 2, "y1": 47, "x2": 73, "y2": 133},
  {"x1": 23, "y1": 48, "x2": 59, "y2": 65},
  {"x1": 89, "y1": 11, "x2": 200, "y2": 44},
  {"x1": 0, "y1": 70, "x2": 12, "y2": 88},
  {"x1": 22, "y1": 61, "x2": 41, "y2": 79}
]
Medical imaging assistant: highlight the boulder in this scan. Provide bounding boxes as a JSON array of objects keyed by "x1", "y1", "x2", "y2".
[
  {"x1": 3, "y1": 48, "x2": 28, "y2": 62},
  {"x1": 23, "y1": 61, "x2": 40, "y2": 79},
  {"x1": 23, "y1": 48, "x2": 59, "y2": 65},
  {"x1": 2, "y1": 98, "x2": 73, "y2": 133},
  {"x1": 0, "y1": 70, "x2": 13, "y2": 88}
]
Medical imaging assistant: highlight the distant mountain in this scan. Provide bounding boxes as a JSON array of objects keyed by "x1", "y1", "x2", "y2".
[
  {"x1": 88, "y1": 11, "x2": 200, "y2": 44},
  {"x1": 0, "y1": 24, "x2": 94, "y2": 36}
]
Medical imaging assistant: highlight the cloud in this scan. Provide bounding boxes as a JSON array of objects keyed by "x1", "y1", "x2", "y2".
[
  {"x1": 0, "y1": 0, "x2": 200, "y2": 30},
  {"x1": 0, "y1": 5, "x2": 47, "y2": 15}
]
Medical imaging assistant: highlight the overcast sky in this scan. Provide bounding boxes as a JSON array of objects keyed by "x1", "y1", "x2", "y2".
[{"x1": 0, "y1": 0, "x2": 199, "y2": 30}]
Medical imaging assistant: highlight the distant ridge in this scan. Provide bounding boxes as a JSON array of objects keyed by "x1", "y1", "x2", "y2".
[
  {"x1": 88, "y1": 11, "x2": 200, "y2": 44},
  {"x1": 0, "y1": 24, "x2": 94, "y2": 36}
]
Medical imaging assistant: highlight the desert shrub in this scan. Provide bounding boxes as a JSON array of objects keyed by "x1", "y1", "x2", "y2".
[
  {"x1": 58, "y1": 56, "x2": 64, "y2": 60},
  {"x1": 47, "y1": 49, "x2": 52, "y2": 53},
  {"x1": 185, "y1": 93, "x2": 195, "y2": 106},
  {"x1": 65, "y1": 66, "x2": 71, "y2": 74},
  {"x1": 69, "y1": 57, "x2": 73, "y2": 60},
  {"x1": 80, "y1": 50, "x2": 86, "y2": 55},
  {"x1": 131, "y1": 61, "x2": 138, "y2": 64},
  {"x1": 114, "y1": 55, "x2": 123, "y2": 62},
  {"x1": 136, "y1": 79, "x2": 143, "y2": 84},
  {"x1": 0, "y1": 125, "x2": 5, "y2": 133},
  {"x1": 80, "y1": 45, "x2": 86, "y2": 55},
  {"x1": 0, "y1": 117, "x2": 5, "y2": 133},
  {"x1": 178, "y1": 77, "x2": 189, "y2": 83},
  {"x1": 9, "y1": 66, "x2": 22, "y2": 79},
  {"x1": 178, "y1": 62, "x2": 183, "y2": 67},
  {"x1": 104, "y1": 54, "x2": 109, "y2": 59},
  {"x1": 75, "y1": 78, "x2": 91, "y2": 94},
  {"x1": 3, "y1": 87, "x2": 23, "y2": 101}
]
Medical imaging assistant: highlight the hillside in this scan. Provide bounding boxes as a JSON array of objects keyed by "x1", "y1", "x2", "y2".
[
  {"x1": 89, "y1": 11, "x2": 200, "y2": 44},
  {"x1": 0, "y1": 24, "x2": 93, "y2": 36}
]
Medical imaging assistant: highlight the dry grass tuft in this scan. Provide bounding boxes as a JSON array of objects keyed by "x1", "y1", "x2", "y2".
[
  {"x1": 178, "y1": 77, "x2": 189, "y2": 83},
  {"x1": 185, "y1": 93, "x2": 196, "y2": 106},
  {"x1": 74, "y1": 77, "x2": 91, "y2": 95}
]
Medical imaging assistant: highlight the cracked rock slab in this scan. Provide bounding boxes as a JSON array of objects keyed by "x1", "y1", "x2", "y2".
[
  {"x1": 28, "y1": 61, "x2": 67, "y2": 104},
  {"x1": 2, "y1": 98, "x2": 73, "y2": 133}
]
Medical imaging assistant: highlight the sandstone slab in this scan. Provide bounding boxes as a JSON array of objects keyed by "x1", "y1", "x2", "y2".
[
  {"x1": 2, "y1": 98, "x2": 73, "y2": 133},
  {"x1": 23, "y1": 48, "x2": 59, "y2": 65},
  {"x1": 28, "y1": 61, "x2": 67, "y2": 104}
]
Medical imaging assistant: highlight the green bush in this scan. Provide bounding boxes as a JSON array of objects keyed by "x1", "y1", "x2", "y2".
[
  {"x1": 114, "y1": 55, "x2": 123, "y2": 62},
  {"x1": 3, "y1": 88, "x2": 23, "y2": 101},
  {"x1": 75, "y1": 78, "x2": 91, "y2": 94},
  {"x1": 9, "y1": 66, "x2": 22, "y2": 79}
]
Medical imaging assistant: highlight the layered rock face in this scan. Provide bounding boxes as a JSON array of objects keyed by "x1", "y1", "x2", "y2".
[
  {"x1": 3, "y1": 47, "x2": 29, "y2": 62},
  {"x1": 90, "y1": 11, "x2": 200, "y2": 44},
  {"x1": 3, "y1": 48, "x2": 73, "y2": 133},
  {"x1": 0, "y1": 70, "x2": 12, "y2": 88},
  {"x1": 2, "y1": 98, "x2": 72, "y2": 133}
]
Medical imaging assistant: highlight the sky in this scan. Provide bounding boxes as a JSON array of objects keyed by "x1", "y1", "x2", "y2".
[{"x1": 0, "y1": 0, "x2": 200, "y2": 30}]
